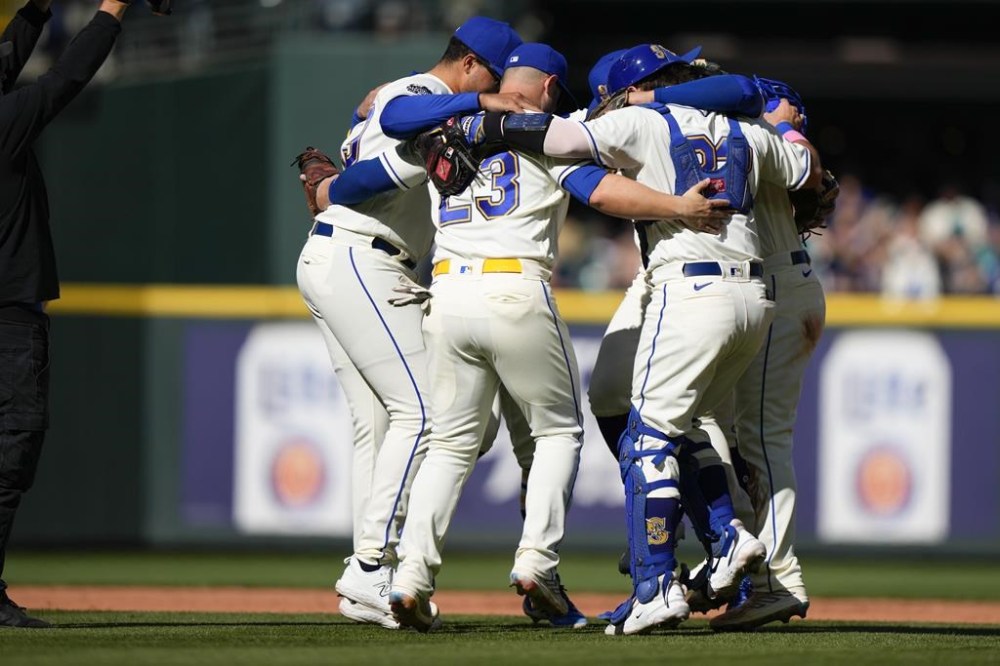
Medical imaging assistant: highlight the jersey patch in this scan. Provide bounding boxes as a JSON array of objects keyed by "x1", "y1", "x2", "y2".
[{"x1": 406, "y1": 84, "x2": 433, "y2": 96}]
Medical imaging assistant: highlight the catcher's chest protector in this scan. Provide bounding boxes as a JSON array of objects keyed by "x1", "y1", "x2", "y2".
[{"x1": 652, "y1": 104, "x2": 753, "y2": 214}]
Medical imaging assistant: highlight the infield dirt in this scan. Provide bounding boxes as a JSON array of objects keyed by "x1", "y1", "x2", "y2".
[{"x1": 13, "y1": 586, "x2": 1000, "y2": 624}]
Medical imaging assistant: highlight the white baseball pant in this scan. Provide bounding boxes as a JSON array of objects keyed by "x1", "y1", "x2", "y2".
[
  {"x1": 735, "y1": 255, "x2": 825, "y2": 594},
  {"x1": 394, "y1": 272, "x2": 583, "y2": 599}
]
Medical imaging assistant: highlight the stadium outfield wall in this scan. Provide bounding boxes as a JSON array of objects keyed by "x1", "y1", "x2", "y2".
[{"x1": 12, "y1": 286, "x2": 1000, "y2": 556}]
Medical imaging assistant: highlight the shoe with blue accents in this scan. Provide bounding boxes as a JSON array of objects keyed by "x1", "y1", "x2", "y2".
[
  {"x1": 388, "y1": 590, "x2": 441, "y2": 633},
  {"x1": 708, "y1": 520, "x2": 766, "y2": 600},
  {"x1": 603, "y1": 573, "x2": 689, "y2": 636},
  {"x1": 522, "y1": 588, "x2": 588, "y2": 629},
  {"x1": 510, "y1": 568, "x2": 569, "y2": 617}
]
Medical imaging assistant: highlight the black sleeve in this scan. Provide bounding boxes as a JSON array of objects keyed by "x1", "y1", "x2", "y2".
[
  {"x1": 0, "y1": 1, "x2": 52, "y2": 93},
  {"x1": 0, "y1": 10, "x2": 121, "y2": 159}
]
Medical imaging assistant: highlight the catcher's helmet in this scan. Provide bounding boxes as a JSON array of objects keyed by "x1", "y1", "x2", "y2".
[
  {"x1": 606, "y1": 43, "x2": 702, "y2": 96},
  {"x1": 754, "y1": 76, "x2": 808, "y2": 133}
]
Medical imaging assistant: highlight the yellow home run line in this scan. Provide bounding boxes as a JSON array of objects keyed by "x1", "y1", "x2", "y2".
[{"x1": 47, "y1": 283, "x2": 1000, "y2": 328}]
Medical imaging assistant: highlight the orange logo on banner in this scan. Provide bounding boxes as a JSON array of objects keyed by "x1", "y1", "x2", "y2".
[
  {"x1": 856, "y1": 448, "x2": 912, "y2": 516},
  {"x1": 271, "y1": 439, "x2": 326, "y2": 508}
]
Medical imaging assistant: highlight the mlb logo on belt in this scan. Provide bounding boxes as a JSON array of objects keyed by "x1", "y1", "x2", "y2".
[
  {"x1": 459, "y1": 265, "x2": 473, "y2": 274},
  {"x1": 730, "y1": 265, "x2": 745, "y2": 278}
]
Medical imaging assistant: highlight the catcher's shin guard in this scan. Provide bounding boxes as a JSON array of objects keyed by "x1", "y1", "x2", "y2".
[{"x1": 617, "y1": 407, "x2": 683, "y2": 605}]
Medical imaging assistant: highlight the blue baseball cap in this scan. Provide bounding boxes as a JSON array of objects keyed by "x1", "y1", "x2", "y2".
[
  {"x1": 586, "y1": 48, "x2": 628, "y2": 114},
  {"x1": 606, "y1": 43, "x2": 703, "y2": 96},
  {"x1": 505, "y1": 42, "x2": 578, "y2": 107},
  {"x1": 454, "y1": 16, "x2": 523, "y2": 78}
]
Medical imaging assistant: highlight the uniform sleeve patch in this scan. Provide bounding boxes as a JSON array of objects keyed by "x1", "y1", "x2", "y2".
[{"x1": 406, "y1": 84, "x2": 433, "y2": 96}]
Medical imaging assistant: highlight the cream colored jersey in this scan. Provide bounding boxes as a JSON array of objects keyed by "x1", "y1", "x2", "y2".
[
  {"x1": 579, "y1": 105, "x2": 813, "y2": 267},
  {"x1": 430, "y1": 149, "x2": 591, "y2": 266},
  {"x1": 314, "y1": 73, "x2": 442, "y2": 262},
  {"x1": 755, "y1": 181, "x2": 805, "y2": 258}
]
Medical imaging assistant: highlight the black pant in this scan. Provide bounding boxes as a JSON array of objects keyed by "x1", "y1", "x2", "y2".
[{"x1": 0, "y1": 307, "x2": 50, "y2": 589}]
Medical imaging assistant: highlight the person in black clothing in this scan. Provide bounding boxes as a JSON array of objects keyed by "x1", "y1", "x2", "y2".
[{"x1": 0, "y1": 0, "x2": 164, "y2": 628}]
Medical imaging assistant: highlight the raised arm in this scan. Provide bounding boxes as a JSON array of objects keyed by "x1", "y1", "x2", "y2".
[
  {"x1": 381, "y1": 92, "x2": 535, "y2": 139},
  {"x1": 1, "y1": 0, "x2": 53, "y2": 93}
]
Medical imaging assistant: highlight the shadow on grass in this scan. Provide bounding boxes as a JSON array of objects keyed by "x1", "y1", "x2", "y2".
[
  {"x1": 751, "y1": 624, "x2": 1000, "y2": 637},
  {"x1": 48, "y1": 620, "x2": 337, "y2": 629}
]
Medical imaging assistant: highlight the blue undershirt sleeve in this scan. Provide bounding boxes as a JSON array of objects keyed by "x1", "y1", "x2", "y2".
[
  {"x1": 654, "y1": 74, "x2": 763, "y2": 117},
  {"x1": 561, "y1": 163, "x2": 609, "y2": 205},
  {"x1": 327, "y1": 157, "x2": 399, "y2": 206},
  {"x1": 381, "y1": 92, "x2": 482, "y2": 138}
]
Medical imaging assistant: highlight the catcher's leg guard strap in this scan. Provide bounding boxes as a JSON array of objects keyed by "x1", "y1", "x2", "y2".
[{"x1": 618, "y1": 407, "x2": 681, "y2": 603}]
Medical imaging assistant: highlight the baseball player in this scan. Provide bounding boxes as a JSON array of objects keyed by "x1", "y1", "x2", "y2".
[
  {"x1": 296, "y1": 16, "x2": 524, "y2": 629},
  {"x1": 381, "y1": 43, "x2": 742, "y2": 632},
  {"x1": 709, "y1": 79, "x2": 828, "y2": 631},
  {"x1": 467, "y1": 43, "x2": 825, "y2": 635}
]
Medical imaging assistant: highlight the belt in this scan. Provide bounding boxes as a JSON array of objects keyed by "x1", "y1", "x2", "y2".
[
  {"x1": 791, "y1": 250, "x2": 811, "y2": 265},
  {"x1": 682, "y1": 261, "x2": 764, "y2": 279},
  {"x1": 432, "y1": 258, "x2": 525, "y2": 277},
  {"x1": 311, "y1": 222, "x2": 416, "y2": 270}
]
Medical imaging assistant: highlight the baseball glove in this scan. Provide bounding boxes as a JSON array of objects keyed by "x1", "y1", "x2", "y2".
[
  {"x1": 290, "y1": 146, "x2": 340, "y2": 217},
  {"x1": 413, "y1": 116, "x2": 482, "y2": 198},
  {"x1": 789, "y1": 169, "x2": 839, "y2": 236},
  {"x1": 587, "y1": 88, "x2": 631, "y2": 121}
]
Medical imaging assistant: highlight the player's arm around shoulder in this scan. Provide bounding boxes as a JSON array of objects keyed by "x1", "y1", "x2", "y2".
[
  {"x1": 579, "y1": 105, "x2": 661, "y2": 170},
  {"x1": 745, "y1": 101, "x2": 823, "y2": 192}
]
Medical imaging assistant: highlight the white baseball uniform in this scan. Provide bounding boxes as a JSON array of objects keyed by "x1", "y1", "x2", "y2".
[
  {"x1": 733, "y1": 180, "x2": 826, "y2": 596},
  {"x1": 574, "y1": 105, "x2": 812, "y2": 475},
  {"x1": 393, "y1": 147, "x2": 588, "y2": 600},
  {"x1": 297, "y1": 72, "x2": 446, "y2": 567}
]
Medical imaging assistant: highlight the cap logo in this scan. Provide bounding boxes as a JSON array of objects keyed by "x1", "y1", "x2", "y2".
[
  {"x1": 510, "y1": 55, "x2": 519, "y2": 62},
  {"x1": 650, "y1": 44, "x2": 674, "y2": 59}
]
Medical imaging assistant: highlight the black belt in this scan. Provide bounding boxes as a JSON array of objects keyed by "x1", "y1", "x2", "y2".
[
  {"x1": 791, "y1": 250, "x2": 810, "y2": 265},
  {"x1": 682, "y1": 261, "x2": 764, "y2": 278},
  {"x1": 312, "y1": 222, "x2": 416, "y2": 270}
]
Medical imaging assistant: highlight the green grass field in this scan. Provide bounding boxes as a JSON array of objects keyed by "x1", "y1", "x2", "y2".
[{"x1": 2, "y1": 550, "x2": 999, "y2": 665}]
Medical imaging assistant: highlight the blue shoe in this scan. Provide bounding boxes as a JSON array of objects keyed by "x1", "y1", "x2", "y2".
[
  {"x1": 522, "y1": 591, "x2": 588, "y2": 629},
  {"x1": 726, "y1": 576, "x2": 754, "y2": 612}
]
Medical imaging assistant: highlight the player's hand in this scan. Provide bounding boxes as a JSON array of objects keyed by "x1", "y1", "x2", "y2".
[
  {"x1": 356, "y1": 83, "x2": 389, "y2": 121},
  {"x1": 387, "y1": 275, "x2": 432, "y2": 312},
  {"x1": 763, "y1": 98, "x2": 803, "y2": 130},
  {"x1": 478, "y1": 92, "x2": 537, "y2": 113},
  {"x1": 309, "y1": 173, "x2": 339, "y2": 212},
  {"x1": 677, "y1": 178, "x2": 734, "y2": 234}
]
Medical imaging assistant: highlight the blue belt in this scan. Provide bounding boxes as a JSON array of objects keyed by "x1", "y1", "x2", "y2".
[
  {"x1": 682, "y1": 261, "x2": 764, "y2": 278},
  {"x1": 791, "y1": 250, "x2": 810, "y2": 265},
  {"x1": 312, "y1": 222, "x2": 416, "y2": 270}
]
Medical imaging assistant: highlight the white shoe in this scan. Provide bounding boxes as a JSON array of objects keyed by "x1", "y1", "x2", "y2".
[
  {"x1": 709, "y1": 587, "x2": 809, "y2": 631},
  {"x1": 338, "y1": 597, "x2": 399, "y2": 629},
  {"x1": 708, "y1": 520, "x2": 766, "y2": 599},
  {"x1": 510, "y1": 568, "x2": 570, "y2": 616},
  {"x1": 335, "y1": 557, "x2": 393, "y2": 613},
  {"x1": 604, "y1": 574, "x2": 690, "y2": 636},
  {"x1": 388, "y1": 590, "x2": 441, "y2": 633}
]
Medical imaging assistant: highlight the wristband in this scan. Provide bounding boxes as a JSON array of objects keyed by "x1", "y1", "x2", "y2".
[{"x1": 776, "y1": 121, "x2": 806, "y2": 143}]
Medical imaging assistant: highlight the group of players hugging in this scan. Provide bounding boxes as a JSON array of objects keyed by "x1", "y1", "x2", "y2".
[{"x1": 292, "y1": 14, "x2": 837, "y2": 636}]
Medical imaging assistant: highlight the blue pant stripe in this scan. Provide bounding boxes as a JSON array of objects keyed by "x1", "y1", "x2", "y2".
[
  {"x1": 348, "y1": 247, "x2": 427, "y2": 552},
  {"x1": 540, "y1": 282, "x2": 582, "y2": 428},
  {"x1": 636, "y1": 283, "x2": 668, "y2": 429}
]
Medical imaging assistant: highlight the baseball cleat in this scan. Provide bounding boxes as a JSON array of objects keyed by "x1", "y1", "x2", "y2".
[
  {"x1": 522, "y1": 589, "x2": 588, "y2": 629},
  {"x1": 707, "y1": 519, "x2": 766, "y2": 600},
  {"x1": 338, "y1": 597, "x2": 399, "y2": 630},
  {"x1": 603, "y1": 573, "x2": 690, "y2": 636},
  {"x1": 335, "y1": 557, "x2": 394, "y2": 614},
  {"x1": 388, "y1": 591, "x2": 441, "y2": 633},
  {"x1": 510, "y1": 569, "x2": 570, "y2": 617},
  {"x1": 682, "y1": 558, "x2": 728, "y2": 614},
  {"x1": 709, "y1": 588, "x2": 809, "y2": 631}
]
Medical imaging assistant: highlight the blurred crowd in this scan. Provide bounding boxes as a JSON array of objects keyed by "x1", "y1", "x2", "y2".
[{"x1": 554, "y1": 177, "x2": 1000, "y2": 298}]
